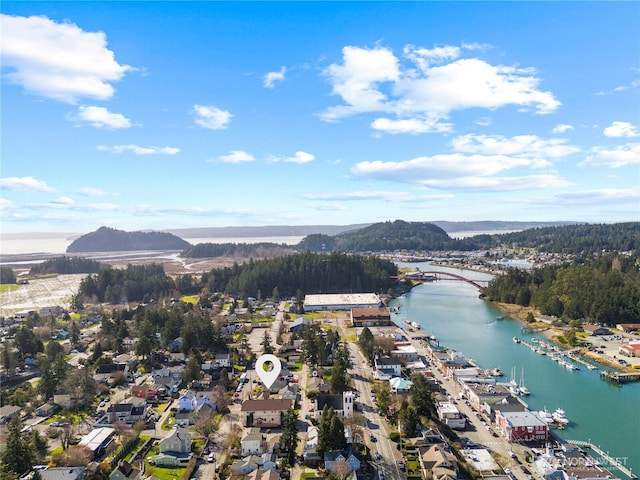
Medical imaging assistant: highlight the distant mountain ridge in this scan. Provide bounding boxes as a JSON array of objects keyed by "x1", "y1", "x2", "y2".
[
  {"x1": 166, "y1": 221, "x2": 575, "y2": 239},
  {"x1": 66, "y1": 226, "x2": 192, "y2": 253}
]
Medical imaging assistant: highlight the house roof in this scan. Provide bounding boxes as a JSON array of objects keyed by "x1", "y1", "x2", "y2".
[
  {"x1": 39, "y1": 467, "x2": 85, "y2": 480},
  {"x1": 316, "y1": 394, "x2": 343, "y2": 411},
  {"x1": 240, "y1": 399, "x2": 294, "y2": 412},
  {"x1": 375, "y1": 356, "x2": 401, "y2": 366}
]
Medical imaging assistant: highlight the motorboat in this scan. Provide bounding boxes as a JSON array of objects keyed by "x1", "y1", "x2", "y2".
[
  {"x1": 513, "y1": 336, "x2": 521, "y2": 344},
  {"x1": 537, "y1": 407, "x2": 554, "y2": 425},
  {"x1": 552, "y1": 408, "x2": 569, "y2": 425}
]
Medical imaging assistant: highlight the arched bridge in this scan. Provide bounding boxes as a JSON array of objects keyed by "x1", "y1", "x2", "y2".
[{"x1": 405, "y1": 271, "x2": 488, "y2": 292}]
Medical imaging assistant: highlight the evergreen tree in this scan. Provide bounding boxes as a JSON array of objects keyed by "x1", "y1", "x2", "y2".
[
  {"x1": 1, "y1": 415, "x2": 34, "y2": 476},
  {"x1": 261, "y1": 331, "x2": 274, "y2": 354},
  {"x1": 409, "y1": 373, "x2": 433, "y2": 419},
  {"x1": 279, "y1": 409, "x2": 299, "y2": 465},
  {"x1": 358, "y1": 327, "x2": 374, "y2": 363}
]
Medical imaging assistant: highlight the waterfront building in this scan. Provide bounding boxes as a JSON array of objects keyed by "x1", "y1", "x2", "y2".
[
  {"x1": 534, "y1": 444, "x2": 620, "y2": 480},
  {"x1": 495, "y1": 410, "x2": 548, "y2": 442},
  {"x1": 436, "y1": 401, "x2": 466, "y2": 430},
  {"x1": 350, "y1": 306, "x2": 391, "y2": 326}
]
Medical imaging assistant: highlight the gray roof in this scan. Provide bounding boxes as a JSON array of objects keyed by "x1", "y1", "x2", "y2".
[{"x1": 39, "y1": 467, "x2": 85, "y2": 480}]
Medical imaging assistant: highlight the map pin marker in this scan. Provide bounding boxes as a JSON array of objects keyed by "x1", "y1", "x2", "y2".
[{"x1": 255, "y1": 354, "x2": 282, "y2": 389}]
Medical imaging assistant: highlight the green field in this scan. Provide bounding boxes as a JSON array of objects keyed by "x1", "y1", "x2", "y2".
[{"x1": 0, "y1": 284, "x2": 20, "y2": 294}]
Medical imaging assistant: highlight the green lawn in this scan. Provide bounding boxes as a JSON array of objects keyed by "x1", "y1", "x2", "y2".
[{"x1": 0, "y1": 284, "x2": 20, "y2": 293}]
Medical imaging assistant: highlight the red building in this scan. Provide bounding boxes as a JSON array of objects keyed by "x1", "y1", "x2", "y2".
[{"x1": 495, "y1": 410, "x2": 548, "y2": 442}]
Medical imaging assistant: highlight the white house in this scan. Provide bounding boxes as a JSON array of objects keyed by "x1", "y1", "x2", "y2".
[
  {"x1": 242, "y1": 428, "x2": 265, "y2": 456},
  {"x1": 159, "y1": 427, "x2": 192, "y2": 454},
  {"x1": 214, "y1": 352, "x2": 231, "y2": 368},
  {"x1": 374, "y1": 356, "x2": 402, "y2": 377},
  {"x1": 178, "y1": 392, "x2": 197, "y2": 412}
]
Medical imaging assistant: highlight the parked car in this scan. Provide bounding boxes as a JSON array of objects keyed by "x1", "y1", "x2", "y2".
[
  {"x1": 397, "y1": 460, "x2": 406, "y2": 471},
  {"x1": 208, "y1": 453, "x2": 215, "y2": 463},
  {"x1": 370, "y1": 434, "x2": 377, "y2": 442}
]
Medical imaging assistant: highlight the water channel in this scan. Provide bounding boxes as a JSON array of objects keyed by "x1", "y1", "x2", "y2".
[{"x1": 389, "y1": 262, "x2": 640, "y2": 475}]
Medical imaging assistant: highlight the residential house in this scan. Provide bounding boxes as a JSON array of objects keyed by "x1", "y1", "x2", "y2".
[
  {"x1": 35, "y1": 403, "x2": 56, "y2": 417},
  {"x1": 374, "y1": 356, "x2": 402, "y2": 378},
  {"x1": 94, "y1": 363, "x2": 128, "y2": 386},
  {"x1": 148, "y1": 427, "x2": 193, "y2": 467},
  {"x1": 38, "y1": 467, "x2": 85, "y2": 480},
  {"x1": 324, "y1": 446, "x2": 363, "y2": 474},
  {"x1": 245, "y1": 469, "x2": 281, "y2": 480},
  {"x1": 240, "y1": 398, "x2": 294, "y2": 427},
  {"x1": 288, "y1": 316, "x2": 312, "y2": 333},
  {"x1": 0, "y1": 405, "x2": 21, "y2": 424},
  {"x1": 168, "y1": 337, "x2": 183, "y2": 353},
  {"x1": 420, "y1": 445, "x2": 459, "y2": 480},
  {"x1": 122, "y1": 337, "x2": 137, "y2": 348},
  {"x1": 109, "y1": 461, "x2": 142, "y2": 480},
  {"x1": 306, "y1": 377, "x2": 330, "y2": 394},
  {"x1": 78, "y1": 427, "x2": 115, "y2": 458},
  {"x1": 131, "y1": 385, "x2": 157, "y2": 401},
  {"x1": 278, "y1": 383, "x2": 298, "y2": 401},
  {"x1": 230, "y1": 457, "x2": 258, "y2": 476},
  {"x1": 214, "y1": 352, "x2": 231, "y2": 368},
  {"x1": 315, "y1": 391, "x2": 356, "y2": 419},
  {"x1": 106, "y1": 403, "x2": 146, "y2": 425},
  {"x1": 242, "y1": 428, "x2": 266, "y2": 456},
  {"x1": 53, "y1": 394, "x2": 76, "y2": 409},
  {"x1": 389, "y1": 377, "x2": 413, "y2": 393},
  {"x1": 178, "y1": 391, "x2": 197, "y2": 412},
  {"x1": 350, "y1": 307, "x2": 391, "y2": 327}
]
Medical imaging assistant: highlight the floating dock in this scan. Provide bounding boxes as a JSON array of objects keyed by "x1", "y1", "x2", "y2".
[
  {"x1": 567, "y1": 439, "x2": 637, "y2": 479},
  {"x1": 599, "y1": 370, "x2": 640, "y2": 383}
]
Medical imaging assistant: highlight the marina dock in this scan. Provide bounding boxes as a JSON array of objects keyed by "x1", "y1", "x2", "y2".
[
  {"x1": 567, "y1": 439, "x2": 638, "y2": 479},
  {"x1": 599, "y1": 370, "x2": 640, "y2": 383}
]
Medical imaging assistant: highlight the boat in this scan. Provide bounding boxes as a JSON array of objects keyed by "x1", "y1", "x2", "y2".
[
  {"x1": 565, "y1": 362, "x2": 578, "y2": 370},
  {"x1": 537, "y1": 407, "x2": 555, "y2": 425},
  {"x1": 487, "y1": 367, "x2": 504, "y2": 377},
  {"x1": 552, "y1": 408, "x2": 569, "y2": 425},
  {"x1": 508, "y1": 367, "x2": 521, "y2": 396},
  {"x1": 513, "y1": 336, "x2": 521, "y2": 344},
  {"x1": 587, "y1": 364, "x2": 598, "y2": 370},
  {"x1": 411, "y1": 321, "x2": 421, "y2": 330},
  {"x1": 519, "y1": 369, "x2": 530, "y2": 396}
]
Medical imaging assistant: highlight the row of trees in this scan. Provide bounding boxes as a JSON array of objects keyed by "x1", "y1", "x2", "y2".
[
  {"x1": 29, "y1": 256, "x2": 102, "y2": 275},
  {"x1": 483, "y1": 253, "x2": 640, "y2": 325},
  {"x1": 75, "y1": 252, "x2": 398, "y2": 306}
]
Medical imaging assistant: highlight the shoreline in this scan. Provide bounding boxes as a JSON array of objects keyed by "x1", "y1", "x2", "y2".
[{"x1": 490, "y1": 301, "x2": 631, "y2": 373}]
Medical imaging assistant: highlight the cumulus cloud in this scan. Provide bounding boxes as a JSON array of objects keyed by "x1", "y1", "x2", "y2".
[
  {"x1": 603, "y1": 121, "x2": 639, "y2": 138},
  {"x1": 51, "y1": 196, "x2": 74, "y2": 205},
  {"x1": 0, "y1": 14, "x2": 131, "y2": 103},
  {"x1": 67, "y1": 106, "x2": 133, "y2": 129},
  {"x1": 451, "y1": 134, "x2": 579, "y2": 159},
  {"x1": 371, "y1": 116, "x2": 453, "y2": 135},
  {"x1": 263, "y1": 66, "x2": 287, "y2": 88},
  {"x1": 321, "y1": 44, "x2": 560, "y2": 132},
  {"x1": 193, "y1": 104, "x2": 233, "y2": 130},
  {"x1": 97, "y1": 145, "x2": 180, "y2": 155},
  {"x1": 0, "y1": 176, "x2": 55, "y2": 192},
  {"x1": 268, "y1": 151, "x2": 315, "y2": 164},
  {"x1": 552, "y1": 124, "x2": 574, "y2": 134},
  {"x1": 217, "y1": 150, "x2": 255, "y2": 163},
  {"x1": 78, "y1": 187, "x2": 107, "y2": 197},
  {"x1": 579, "y1": 143, "x2": 640, "y2": 168}
]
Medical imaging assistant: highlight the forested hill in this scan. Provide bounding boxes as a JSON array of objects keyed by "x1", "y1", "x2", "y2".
[
  {"x1": 67, "y1": 226, "x2": 192, "y2": 253},
  {"x1": 296, "y1": 220, "x2": 639, "y2": 255}
]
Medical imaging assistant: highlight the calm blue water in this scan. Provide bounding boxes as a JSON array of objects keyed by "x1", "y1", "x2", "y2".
[{"x1": 391, "y1": 262, "x2": 640, "y2": 475}]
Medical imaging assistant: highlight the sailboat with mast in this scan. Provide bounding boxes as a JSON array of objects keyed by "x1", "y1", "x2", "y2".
[{"x1": 519, "y1": 368, "x2": 530, "y2": 396}]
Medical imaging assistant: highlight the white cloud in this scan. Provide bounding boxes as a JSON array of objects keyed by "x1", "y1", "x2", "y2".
[
  {"x1": 218, "y1": 150, "x2": 255, "y2": 163},
  {"x1": 554, "y1": 188, "x2": 639, "y2": 204},
  {"x1": 78, "y1": 187, "x2": 107, "y2": 197},
  {"x1": 67, "y1": 106, "x2": 133, "y2": 129},
  {"x1": 451, "y1": 134, "x2": 579, "y2": 159},
  {"x1": 0, "y1": 14, "x2": 131, "y2": 103},
  {"x1": 579, "y1": 143, "x2": 640, "y2": 168},
  {"x1": 371, "y1": 116, "x2": 453, "y2": 135},
  {"x1": 321, "y1": 44, "x2": 560, "y2": 131},
  {"x1": 475, "y1": 117, "x2": 492, "y2": 127},
  {"x1": 321, "y1": 45, "x2": 400, "y2": 121},
  {"x1": 419, "y1": 174, "x2": 572, "y2": 192},
  {"x1": 97, "y1": 145, "x2": 180, "y2": 155},
  {"x1": 268, "y1": 151, "x2": 315, "y2": 164},
  {"x1": 0, "y1": 176, "x2": 55, "y2": 192},
  {"x1": 0, "y1": 198, "x2": 15, "y2": 210},
  {"x1": 263, "y1": 66, "x2": 287, "y2": 88},
  {"x1": 552, "y1": 124, "x2": 574, "y2": 134},
  {"x1": 51, "y1": 196, "x2": 74, "y2": 205},
  {"x1": 595, "y1": 79, "x2": 640, "y2": 95},
  {"x1": 193, "y1": 104, "x2": 233, "y2": 130},
  {"x1": 351, "y1": 153, "x2": 535, "y2": 183},
  {"x1": 603, "y1": 121, "x2": 640, "y2": 138}
]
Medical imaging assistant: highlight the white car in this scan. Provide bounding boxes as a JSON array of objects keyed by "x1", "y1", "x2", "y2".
[{"x1": 207, "y1": 453, "x2": 215, "y2": 463}]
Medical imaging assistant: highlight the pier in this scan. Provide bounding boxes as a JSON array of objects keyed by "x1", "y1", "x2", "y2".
[
  {"x1": 599, "y1": 370, "x2": 640, "y2": 384},
  {"x1": 567, "y1": 439, "x2": 637, "y2": 479}
]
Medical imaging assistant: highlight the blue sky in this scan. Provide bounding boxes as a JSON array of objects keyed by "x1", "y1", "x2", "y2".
[{"x1": 1, "y1": 1, "x2": 639, "y2": 234}]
